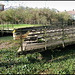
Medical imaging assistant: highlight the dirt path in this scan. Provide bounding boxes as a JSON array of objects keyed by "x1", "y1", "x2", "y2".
[{"x1": 0, "y1": 41, "x2": 19, "y2": 49}]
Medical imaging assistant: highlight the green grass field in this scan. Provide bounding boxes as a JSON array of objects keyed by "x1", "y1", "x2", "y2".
[
  {"x1": 0, "y1": 37, "x2": 75, "y2": 74},
  {"x1": 0, "y1": 24, "x2": 42, "y2": 29}
]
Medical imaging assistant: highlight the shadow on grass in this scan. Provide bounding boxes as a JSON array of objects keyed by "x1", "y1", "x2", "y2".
[{"x1": 40, "y1": 44, "x2": 75, "y2": 62}]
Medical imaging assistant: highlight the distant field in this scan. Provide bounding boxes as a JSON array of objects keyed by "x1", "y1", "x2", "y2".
[{"x1": 0, "y1": 24, "x2": 42, "y2": 29}]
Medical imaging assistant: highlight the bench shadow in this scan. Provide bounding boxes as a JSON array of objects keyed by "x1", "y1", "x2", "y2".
[{"x1": 40, "y1": 44, "x2": 75, "y2": 62}]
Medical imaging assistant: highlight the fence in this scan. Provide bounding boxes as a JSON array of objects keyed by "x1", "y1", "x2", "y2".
[
  {"x1": 12, "y1": 21, "x2": 75, "y2": 54},
  {"x1": 0, "y1": 20, "x2": 75, "y2": 54}
]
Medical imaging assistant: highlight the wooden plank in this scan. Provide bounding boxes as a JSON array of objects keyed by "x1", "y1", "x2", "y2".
[
  {"x1": 15, "y1": 30, "x2": 75, "y2": 40},
  {"x1": 15, "y1": 27, "x2": 75, "y2": 36},
  {"x1": 20, "y1": 29, "x2": 23, "y2": 53},
  {"x1": 17, "y1": 26, "x2": 75, "y2": 54},
  {"x1": 18, "y1": 37, "x2": 75, "y2": 54},
  {"x1": 14, "y1": 31, "x2": 30, "y2": 40},
  {"x1": 28, "y1": 29, "x2": 75, "y2": 37},
  {"x1": 27, "y1": 32, "x2": 75, "y2": 39}
]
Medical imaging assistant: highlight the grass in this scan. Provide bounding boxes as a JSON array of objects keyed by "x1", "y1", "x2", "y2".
[
  {"x1": 0, "y1": 36, "x2": 13, "y2": 40},
  {"x1": 0, "y1": 37, "x2": 75, "y2": 74},
  {"x1": 0, "y1": 24, "x2": 42, "y2": 30}
]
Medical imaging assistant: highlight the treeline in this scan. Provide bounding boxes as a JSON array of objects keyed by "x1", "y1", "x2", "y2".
[{"x1": 0, "y1": 6, "x2": 72, "y2": 24}]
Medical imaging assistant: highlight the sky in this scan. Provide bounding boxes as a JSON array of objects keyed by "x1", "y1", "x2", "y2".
[{"x1": 0, "y1": 1, "x2": 75, "y2": 11}]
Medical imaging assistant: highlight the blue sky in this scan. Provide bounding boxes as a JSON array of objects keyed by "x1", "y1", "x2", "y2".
[{"x1": 0, "y1": 1, "x2": 75, "y2": 11}]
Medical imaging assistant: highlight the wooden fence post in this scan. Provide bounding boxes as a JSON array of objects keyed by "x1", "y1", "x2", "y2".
[
  {"x1": 20, "y1": 29, "x2": 23, "y2": 53},
  {"x1": 13, "y1": 28, "x2": 16, "y2": 40}
]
